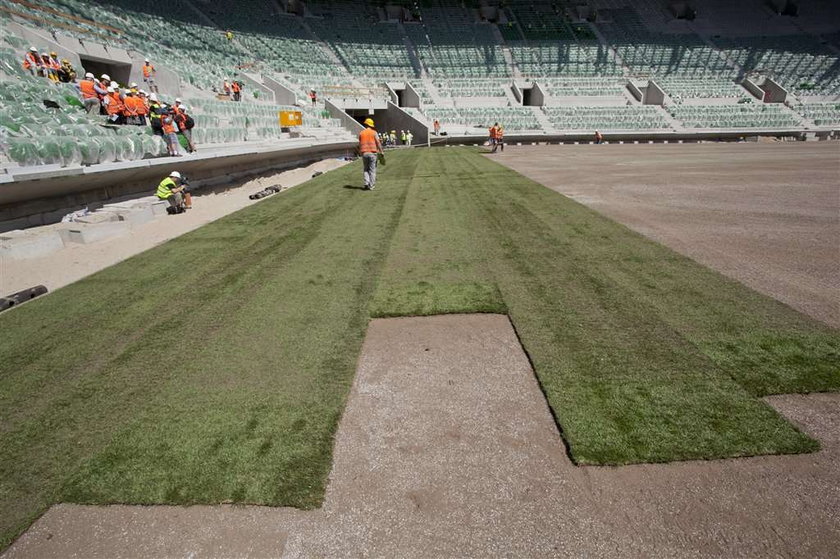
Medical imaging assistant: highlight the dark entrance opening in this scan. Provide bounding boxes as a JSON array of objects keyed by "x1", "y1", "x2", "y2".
[
  {"x1": 78, "y1": 56, "x2": 131, "y2": 85},
  {"x1": 522, "y1": 88, "x2": 532, "y2": 106}
]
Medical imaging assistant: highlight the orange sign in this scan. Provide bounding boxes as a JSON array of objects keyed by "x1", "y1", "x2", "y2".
[{"x1": 279, "y1": 110, "x2": 302, "y2": 127}]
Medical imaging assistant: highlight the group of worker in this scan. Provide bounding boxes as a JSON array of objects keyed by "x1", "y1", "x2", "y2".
[
  {"x1": 22, "y1": 47, "x2": 76, "y2": 83},
  {"x1": 488, "y1": 122, "x2": 505, "y2": 153},
  {"x1": 222, "y1": 78, "x2": 243, "y2": 101},
  {"x1": 76, "y1": 73, "x2": 195, "y2": 157},
  {"x1": 380, "y1": 129, "x2": 413, "y2": 147}
]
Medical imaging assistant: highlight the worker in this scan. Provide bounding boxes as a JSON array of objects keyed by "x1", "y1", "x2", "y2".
[
  {"x1": 156, "y1": 171, "x2": 188, "y2": 213},
  {"x1": 406, "y1": 130, "x2": 413, "y2": 146},
  {"x1": 161, "y1": 109, "x2": 181, "y2": 157},
  {"x1": 309, "y1": 89, "x2": 317, "y2": 106},
  {"x1": 389, "y1": 130, "x2": 396, "y2": 145},
  {"x1": 58, "y1": 58, "x2": 76, "y2": 82},
  {"x1": 231, "y1": 79, "x2": 242, "y2": 102},
  {"x1": 42, "y1": 52, "x2": 59, "y2": 82},
  {"x1": 22, "y1": 47, "x2": 41, "y2": 76},
  {"x1": 433, "y1": 119, "x2": 440, "y2": 136},
  {"x1": 358, "y1": 118, "x2": 383, "y2": 191},
  {"x1": 174, "y1": 104, "x2": 196, "y2": 153},
  {"x1": 491, "y1": 124, "x2": 504, "y2": 153},
  {"x1": 76, "y1": 72, "x2": 105, "y2": 114},
  {"x1": 594, "y1": 130, "x2": 603, "y2": 144},
  {"x1": 488, "y1": 123, "x2": 498, "y2": 150},
  {"x1": 136, "y1": 90, "x2": 149, "y2": 125},
  {"x1": 103, "y1": 86, "x2": 125, "y2": 124},
  {"x1": 142, "y1": 58, "x2": 158, "y2": 93},
  {"x1": 223, "y1": 78, "x2": 231, "y2": 96},
  {"x1": 122, "y1": 90, "x2": 140, "y2": 125},
  {"x1": 225, "y1": 29, "x2": 234, "y2": 42},
  {"x1": 400, "y1": 130, "x2": 406, "y2": 145},
  {"x1": 148, "y1": 93, "x2": 164, "y2": 135}
]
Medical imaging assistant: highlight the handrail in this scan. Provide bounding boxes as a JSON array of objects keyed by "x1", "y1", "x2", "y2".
[{"x1": 10, "y1": 0, "x2": 123, "y2": 34}]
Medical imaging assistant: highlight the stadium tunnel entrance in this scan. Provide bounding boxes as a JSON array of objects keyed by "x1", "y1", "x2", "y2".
[
  {"x1": 78, "y1": 56, "x2": 131, "y2": 86},
  {"x1": 344, "y1": 106, "x2": 429, "y2": 147}
]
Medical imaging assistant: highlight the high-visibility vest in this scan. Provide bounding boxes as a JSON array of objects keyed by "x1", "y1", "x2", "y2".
[
  {"x1": 105, "y1": 92, "x2": 124, "y2": 115},
  {"x1": 123, "y1": 96, "x2": 138, "y2": 116},
  {"x1": 142, "y1": 64, "x2": 154, "y2": 78},
  {"x1": 49, "y1": 59, "x2": 60, "y2": 70},
  {"x1": 149, "y1": 103, "x2": 163, "y2": 126},
  {"x1": 162, "y1": 116, "x2": 176, "y2": 135},
  {"x1": 497, "y1": 128, "x2": 504, "y2": 139},
  {"x1": 231, "y1": 81, "x2": 241, "y2": 93},
  {"x1": 223, "y1": 81, "x2": 231, "y2": 93},
  {"x1": 156, "y1": 177, "x2": 176, "y2": 199},
  {"x1": 23, "y1": 52, "x2": 38, "y2": 69},
  {"x1": 489, "y1": 127, "x2": 497, "y2": 139},
  {"x1": 136, "y1": 99, "x2": 148, "y2": 115},
  {"x1": 359, "y1": 128, "x2": 378, "y2": 154},
  {"x1": 79, "y1": 80, "x2": 98, "y2": 100}
]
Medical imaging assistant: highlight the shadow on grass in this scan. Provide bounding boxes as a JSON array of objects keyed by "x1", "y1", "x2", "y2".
[{"x1": 342, "y1": 184, "x2": 368, "y2": 190}]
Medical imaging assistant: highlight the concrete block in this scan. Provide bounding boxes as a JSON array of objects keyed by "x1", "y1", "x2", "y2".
[
  {"x1": 65, "y1": 222, "x2": 130, "y2": 245},
  {"x1": 101, "y1": 206, "x2": 155, "y2": 228},
  {"x1": 76, "y1": 212, "x2": 120, "y2": 225},
  {"x1": 150, "y1": 201, "x2": 169, "y2": 216},
  {"x1": 0, "y1": 231, "x2": 64, "y2": 260}
]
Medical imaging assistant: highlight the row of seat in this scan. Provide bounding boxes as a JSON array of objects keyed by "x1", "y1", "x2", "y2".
[
  {"x1": 667, "y1": 103, "x2": 803, "y2": 129},
  {"x1": 543, "y1": 105, "x2": 668, "y2": 131}
]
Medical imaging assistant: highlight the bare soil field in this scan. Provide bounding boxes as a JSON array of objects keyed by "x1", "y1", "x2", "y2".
[
  {"x1": 491, "y1": 142, "x2": 840, "y2": 328},
  {"x1": 5, "y1": 315, "x2": 838, "y2": 558}
]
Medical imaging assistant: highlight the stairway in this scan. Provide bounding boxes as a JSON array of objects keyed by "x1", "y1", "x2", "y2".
[
  {"x1": 531, "y1": 106, "x2": 555, "y2": 133},
  {"x1": 398, "y1": 22, "x2": 425, "y2": 79}
]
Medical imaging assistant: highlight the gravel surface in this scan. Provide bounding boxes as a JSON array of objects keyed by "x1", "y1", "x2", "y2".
[
  {"x1": 5, "y1": 314, "x2": 838, "y2": 558},
  {"x1": 489, "y1": 142, "x2": 840, "y2": 328}
]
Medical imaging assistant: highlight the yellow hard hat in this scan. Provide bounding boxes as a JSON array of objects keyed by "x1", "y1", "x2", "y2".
[{"x1": 364, "y1": 118, "x2": 374, "y2": 127}]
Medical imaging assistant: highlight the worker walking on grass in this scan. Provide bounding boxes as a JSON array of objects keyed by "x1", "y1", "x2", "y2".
[{"x1": 359, "y1": 118, "x2": 383, "y2": 191}]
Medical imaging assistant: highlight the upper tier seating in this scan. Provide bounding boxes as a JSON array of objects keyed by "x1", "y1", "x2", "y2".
[
  {"x1": 509, "y1": 41, "x2": 623, "y2": 77},
  {"x1": 656, "y1": 77, "x2": 749, "y2": 101},
  {"x1": 434, "y1": 79, "x2": 509, "y2": 98},
  {"x1": 539, "y1": 77, "x2": 628, "y2": 97}
]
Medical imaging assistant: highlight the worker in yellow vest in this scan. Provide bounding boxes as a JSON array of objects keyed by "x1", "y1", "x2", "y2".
[{"x1": 156, "y1": 171, "x2": 189, "y2": 213}]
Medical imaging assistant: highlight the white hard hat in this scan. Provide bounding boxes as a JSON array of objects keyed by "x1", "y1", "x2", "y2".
[
  {"x1": 149, "y1": 93, "x2": 158, "y2": 101},
  {"x1": 29, "y1": 46, "x2": 37, "y2": 52},
  {"x1": 179, "y1": 104, "x2": 188, "y2": 111},
  {"x1": 106, "y1": 86, "x2": 115, "y2": 93},
  {"x1": 169, "y1": 171, "x2": 182, "y2": 179},
  {"x1": 101, "y1": 74, "x2": 110, "y2": 80},
  {"x1": 85, "y1": 72, "x2": 94, "y2": 78},
  {"x1": 130, "y1": 82, "x2": 137, "y2": 88},
  {"x1": 139, "y1": 90, "x2": 147, "y2": 95},
  {"x1": 41, "y1": 52, "x2": 49, "y2": 56},
  {"x1": 144, "y1": 58, "x2": 149, "y2": 62}
]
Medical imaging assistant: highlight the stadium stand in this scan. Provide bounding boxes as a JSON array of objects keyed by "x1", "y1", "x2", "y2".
[{"x1": 1, "y1": 0, "x2": 839, "y2": 184}]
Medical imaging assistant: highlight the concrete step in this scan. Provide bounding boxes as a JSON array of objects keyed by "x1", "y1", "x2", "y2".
[
  {"x1": 62, "y1": 221, "x2": 130, "y2": 245},
  {"x1": 0, "y1": 230, "x2": 64, "y2": 260}
]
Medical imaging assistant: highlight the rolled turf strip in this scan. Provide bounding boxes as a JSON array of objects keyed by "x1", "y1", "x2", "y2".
[{"x1": 0, "y1": 285, "x2": 48, "y2": 313}]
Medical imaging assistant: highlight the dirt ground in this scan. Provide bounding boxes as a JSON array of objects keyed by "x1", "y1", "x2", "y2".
[
  {"x1": 490, "y1": 142, "x2": 840, "y2": 328},
  {"x1": 0, "y1": 158, "x2": 349, "y2": 297},
  {"x1": 5, "y1": 315, "x2": 838, "y2": 558}
]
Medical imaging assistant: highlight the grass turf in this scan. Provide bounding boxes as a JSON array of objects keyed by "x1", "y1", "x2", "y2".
[{"x1": 0, "y1": 147, "x2": 837, "y2": 547}]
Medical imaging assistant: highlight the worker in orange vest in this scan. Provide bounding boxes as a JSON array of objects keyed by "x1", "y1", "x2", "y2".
[
  {"x1": 491, "y1": 124, "x2": 504, "y2": 153},
  {"x1": 223, "y1": 78, "x2": 231, "y2": 96},
  {"x1": 231, "y1": 80, "x2": 242, "y2": 102},
  {"x1": 41, "y1": 52, "x2": 59, "y2": 82},
  {"x1": 76, "y1": 72, "x2": 106, "y2": 114},
  {"x1": 161, "y1": 110, "x2": 181, "y2": 157},
  {"x1": 104, "y1": 86, "x2": 125, "y2": 124},
  {"x1": 488, "y1": 123, "x2": 498, "y2": 151},
  {"x1": 136, "y1": 90, "x2": 149, "y2": 125},
  {"x1": 142, "y1": 58, "x2": 158, "y2": 93},
  {"x1": 123, "y1": 90, "x2": 141, "y2": 125},
  {"x1": 22, "y1": 47, "x2": 41, "y2": 76},
  {"x1": 358, "y1": 118, "x2": 383, "y2": 190}
]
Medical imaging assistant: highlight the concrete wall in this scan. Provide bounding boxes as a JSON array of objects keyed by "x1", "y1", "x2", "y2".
[
  {"x1": 741, "y1": 77, "x2": 764, "y2": 99},
  {"x1": 0, "y1": 139, "x2": 356, "y2": 230},
  {"x1": 627, "y1": 81, "x2": 644, "y2": 102},
  {"x1": 238, "y1": 73, "x2": 276, "y2": 103},
  {"x1": 761, "y1": 77, "x2": 788, "y2": 104},
  {"x1": 643, "y1": 81, "x2": 666, "y2": 105},
  {"x1": 386, "y1": 101, "x2": 429, "y2": 146},
  {"x1": 402, "y1": 82, "x2": 421, "y2": 108},
  {"x1": 511, "y1": 82, "x2": 522, "y2": 104},
  {"x1": 325, "y1": 99, "x2": 365, "y2": 135},
  {"x1": 127, "y1": 60, "x2": 180, "y2": 96},
  {"x1": 530, "y1": 82, "x2": 546, "y2": 107},
  {"x1": 263, "y1": 75, "x2": 298, "y2": 106}
]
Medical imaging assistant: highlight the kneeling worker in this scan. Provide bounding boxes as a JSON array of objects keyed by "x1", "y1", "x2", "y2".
[
  {"x1": 156, "y1": 171, "x2": 191, "y2": 213},
  {"x1": 359, "y1": 118, "x2": 383, "y2": 190}
]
